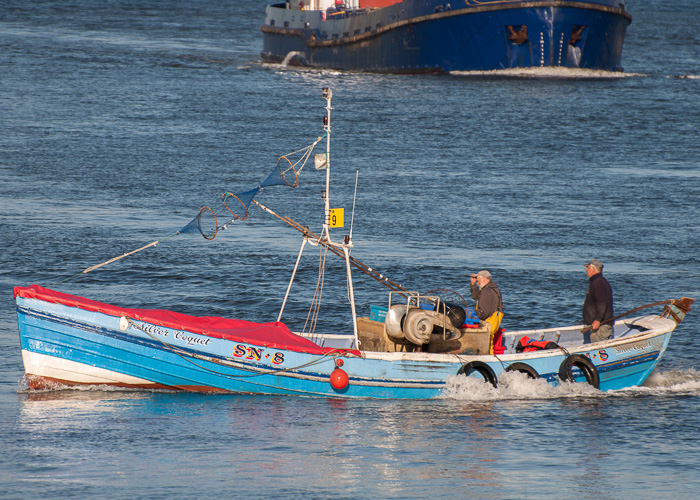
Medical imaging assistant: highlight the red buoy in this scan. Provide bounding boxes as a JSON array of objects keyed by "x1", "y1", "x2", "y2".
[{"x1": 330, "y1": 367, "x2": 349, "y2": 390}]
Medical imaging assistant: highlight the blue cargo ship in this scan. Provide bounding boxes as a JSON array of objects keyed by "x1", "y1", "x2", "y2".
[{"x1": 261, "y1": 0, "x2": 631, "y2": 73}]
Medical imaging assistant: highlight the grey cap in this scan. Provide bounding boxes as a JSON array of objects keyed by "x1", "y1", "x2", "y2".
[
  {"x1": 476, "y1": 270, "x2": 492, "y2": 279},
  {"x1": 584, "y1": 259, "x2": 604, "y2": 270}
]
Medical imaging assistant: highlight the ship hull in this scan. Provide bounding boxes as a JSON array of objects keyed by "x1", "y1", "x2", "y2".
[
  {"x1": 261, "y1": 1, "x2": 631, "y2": 72},
  {"x1": 15, "y1": 285, "x2": 693, "y2": 399}
]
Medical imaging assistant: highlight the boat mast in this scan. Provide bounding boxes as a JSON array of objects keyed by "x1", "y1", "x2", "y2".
[
  {"x1": 321, "y1": 87, "x2": 333, "y2": 244},
  {"x1": 278, "y1": 88, "x2": 360, "y2": 348}
]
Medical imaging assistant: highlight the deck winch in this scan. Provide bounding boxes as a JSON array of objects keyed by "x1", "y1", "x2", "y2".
[{"x1": 385, "y1": 301, "x2": 465, "y2": 345}]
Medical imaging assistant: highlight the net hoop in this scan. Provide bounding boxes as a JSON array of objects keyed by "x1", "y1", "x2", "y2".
[
  {"x1": 222, "y1": 192, "x2": 250, "y2": 221},
  {"x1": 197, "y1": 206, "x2": 218, "y2": 240},
  {"x1": 278, "y1": 156, "x2": 299, "y2": 188},
  {"x1": 422, "y1": 288, "x2": 468, "y2": 308}
]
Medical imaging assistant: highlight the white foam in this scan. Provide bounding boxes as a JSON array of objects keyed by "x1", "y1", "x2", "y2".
[
  {"x1": 450, "y1": 67, "x2": 646, "y2": 79},
  {"x1": 640, "y1": 368, "x2": 700, "y2": 393},
  {"x1": 441, "y1": 371, "x2": 598, "y2": 401},
  {"x1": 441, "y1": 368, "x2": 700, "y2": 401}
]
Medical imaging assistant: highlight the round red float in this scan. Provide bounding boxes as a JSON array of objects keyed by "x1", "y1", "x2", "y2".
[{"x1": 330, "y1": 367, "x2": 349, "y2": 390}]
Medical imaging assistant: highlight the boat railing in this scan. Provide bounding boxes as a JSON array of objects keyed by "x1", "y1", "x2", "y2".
[
  {"x1": 499, "y1": 316, "x2": 658, "y2": 353},
  {"x1": 387, "y1": 290, "x2": 445, "y2": 312}
]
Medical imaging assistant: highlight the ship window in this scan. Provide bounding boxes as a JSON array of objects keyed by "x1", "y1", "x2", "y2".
[
  {"x1": 270, "y1": 20, "x2": 275, "y2": 26},
  {"x1": 305, "y1": 22, "x2": 310, "y2": 28},
  {"x1": 354, "y1": 29, "x2": 360, "y2": 35},
  {"x1": 365, "y1": 26, "x2": 371, "y2": 32},
  {"x1": 284, "y1": 21, "x2": 290, "y2": 27}
]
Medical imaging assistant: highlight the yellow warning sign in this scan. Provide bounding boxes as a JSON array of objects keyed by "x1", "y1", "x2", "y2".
[{"x1": 330, "y1": 208, "x2": 344, "y2": 228}]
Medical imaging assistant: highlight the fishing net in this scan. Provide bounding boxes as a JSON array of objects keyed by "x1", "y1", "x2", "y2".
[
  {"x1": 178, "y1": 207, "x2": 218, "y2": 240},
  {"x1": 222, "y1": 187, "x2": 261, "y2": 222},
  {"x1": 261, "y1": 156, "x2": 299, "y2": 188},
  {"x1": 66, "y1": 136, "x2": 324, "y2": 282},
  {"x1": 422, "y1": 288, "x2": 468, "y2": 308},
  {"x1": 176, "y1": 140, "x2": 320, "y2": 240}
]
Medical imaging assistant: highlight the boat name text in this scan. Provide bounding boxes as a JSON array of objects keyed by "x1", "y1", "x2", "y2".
[
  {"x1": 614, "y1": 341, "x2": 652, "y2": 355},
  {"x1": 233, "y1": 344, "x2": 285, "y2": 365},
  {"x1": 136, "y1": 324, "x2": 211, "y2": 347}
]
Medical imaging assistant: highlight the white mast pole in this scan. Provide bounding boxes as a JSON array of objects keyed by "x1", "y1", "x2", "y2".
[
  {"x1": 322, "y1": 87, "x2": 333, "y2": 244},
  {"x1": 321, "y1": 88, "x2": 359, "y2": 347}
]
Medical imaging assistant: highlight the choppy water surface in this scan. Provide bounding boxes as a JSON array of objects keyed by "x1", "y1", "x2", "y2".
[{"x1": 1, "y1": 0, "x2": 699, "y2": 498}]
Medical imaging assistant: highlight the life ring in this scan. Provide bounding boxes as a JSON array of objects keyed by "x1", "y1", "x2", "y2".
[
  {"x1": 505, "y1": 362, "x2": 539, "y2": 379},
  {"x1": 558, "y1": 355, "x2": 600, "y2": 388},
  {"x1": 457, "y1": 361, "x2": 498, "y2": 388}
]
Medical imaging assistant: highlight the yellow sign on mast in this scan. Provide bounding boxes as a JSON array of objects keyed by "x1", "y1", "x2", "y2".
[{"x1": 330, "y1": 208, "x2": 344, "y2": 228}]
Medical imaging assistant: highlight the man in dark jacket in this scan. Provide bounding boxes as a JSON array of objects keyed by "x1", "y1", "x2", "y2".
[
  {"x1": 470, "y1": 270, "x2": 504, "y2": 339},
  {"x1": 582, "y1": 259, "x2": 614, "y2": 343}
]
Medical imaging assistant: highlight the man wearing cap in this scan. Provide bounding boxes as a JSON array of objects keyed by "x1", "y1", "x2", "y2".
[
  {"x1": 582, "y1": 259, "x2": 614, "y2": 343},
  {"x1": 470, "y1": 270, "x2": 504, "y2": 346}
]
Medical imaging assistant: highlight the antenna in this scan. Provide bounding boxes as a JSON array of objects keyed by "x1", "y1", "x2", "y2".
[{"x1": 349, "y1": 170, "x2": 358, "y2": 242}]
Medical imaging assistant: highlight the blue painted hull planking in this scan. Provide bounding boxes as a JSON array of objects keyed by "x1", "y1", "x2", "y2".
[{"x1": 261, "y1": 0, "x2": 631, "y2": 73}]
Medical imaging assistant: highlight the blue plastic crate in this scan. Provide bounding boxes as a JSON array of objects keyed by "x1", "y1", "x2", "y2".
[{"x1": 370, "y1": 305, "x2": 388, "y2": 322}]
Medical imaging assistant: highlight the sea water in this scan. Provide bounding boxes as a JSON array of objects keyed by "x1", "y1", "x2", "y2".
[{"x1": 1, "y1": 0, "x2": 699, "y2": 498}]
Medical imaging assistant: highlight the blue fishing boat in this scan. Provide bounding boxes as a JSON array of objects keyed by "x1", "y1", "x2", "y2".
[
  {"x1": 260, "y1": 0, "x2": 632, "y2": 73},
  {"x1": 14, "y1": 89, "x2": 694, "y2": 398}
]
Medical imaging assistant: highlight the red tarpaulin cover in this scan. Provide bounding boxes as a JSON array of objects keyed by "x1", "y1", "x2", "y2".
[{"x1": 15, "y1": 285, "x2": 359, "y2": 356}]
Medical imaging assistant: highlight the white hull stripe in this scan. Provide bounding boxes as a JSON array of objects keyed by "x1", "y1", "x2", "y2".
[{"x1": 22, "y1": 350, "x2": 156, "y2": 386}]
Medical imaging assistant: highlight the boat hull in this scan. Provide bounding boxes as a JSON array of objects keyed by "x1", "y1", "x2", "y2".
[
  {"x1": 261, "y1": 0, "x2": 631, "y2": 72},
  {"x1": 15, "y1": 286, "x2": 682, "y2": 399}
]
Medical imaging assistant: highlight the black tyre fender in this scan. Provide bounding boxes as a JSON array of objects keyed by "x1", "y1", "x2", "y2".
[
  {"x1": 558, "y1": 354, "x2": 600, "y2": 388},
  {"x1": 457, "y1": 361, "x2": 498, "y2": 388},
  {"x1": 505, "y1": 362, "x2": 540, "y2": 379}
]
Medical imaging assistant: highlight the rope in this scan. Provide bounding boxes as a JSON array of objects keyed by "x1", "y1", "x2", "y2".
[
  {"x1": 303, "y1": 245, "x2": 328, "y2": 337},
  {"x1": 125, "y1": 317, "x2": 352, "y2": 380},
  {"x1": 251, "y1": 199, "x2": 410, "y2": 297}
]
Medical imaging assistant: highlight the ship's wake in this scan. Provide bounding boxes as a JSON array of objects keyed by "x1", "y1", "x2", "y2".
[
  {"x1": 441, "y1": 368, "x2": 700, "y2": 401},
  {"x1": 450, "y1": 67, "x2": 645, "y2": 79}
]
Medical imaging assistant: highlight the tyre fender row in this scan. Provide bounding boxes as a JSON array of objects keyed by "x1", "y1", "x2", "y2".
[{"x1": 457, "y1": 354, "x2": 599, "y2": 389}]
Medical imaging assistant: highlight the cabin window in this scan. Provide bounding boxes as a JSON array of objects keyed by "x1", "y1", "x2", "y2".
[
  {"x1": 270, "y1": 19, "x2": 275, "y2": 26},
  {"x1": 284, "y1": 21, "x2": 290, "y2": 27}
]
